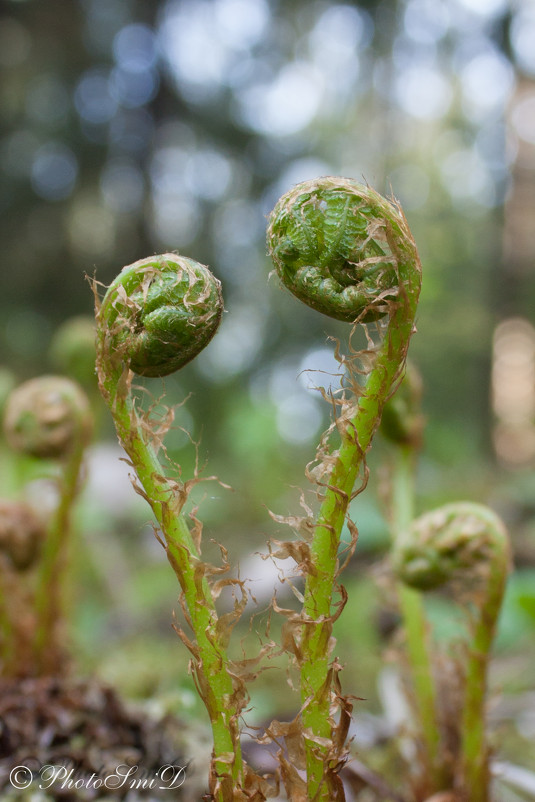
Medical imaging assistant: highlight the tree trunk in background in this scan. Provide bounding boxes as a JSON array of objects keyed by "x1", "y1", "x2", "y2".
[
  {"x1": 492, "y1": 77, "x2": 535, "y2": 467},
  {"x1": 503, "y1": 78, "x2": 535, "y2": 315}
]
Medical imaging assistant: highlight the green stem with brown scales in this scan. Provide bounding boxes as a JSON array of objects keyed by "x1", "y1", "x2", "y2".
[
  {"x1": 110, "y1": 388, "x2": 243, "y2": 790},
  {"x1": 95, "y1": 254, "x2": 244, "y2": 800},
  {"x1": 458, "y1": 509, "x2": 509, "y2": 801},
  {"x1": 268, "y1": 177, "x2": 422, "y2": 800}
]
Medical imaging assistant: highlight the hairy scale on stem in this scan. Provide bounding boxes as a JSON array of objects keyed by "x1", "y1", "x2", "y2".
[{"x1": 267, "y1": 176, "x2": 422, "y2": 801}]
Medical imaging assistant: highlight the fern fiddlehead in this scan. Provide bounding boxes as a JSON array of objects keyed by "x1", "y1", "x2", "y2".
[
  {"x1": 395, "y1": 502, "x2": 510, "y2": 802},
  {"x1": 268, "y1": 177, "x2": 422, "y2": 800},
  {"x1": 95, "y1": 254, "x2": 247, "y2": 801},
  {"x1": 3, "y1": 375, "x2": 93, "y2": 674},
  {"x1": 4, "y1": 376, "x2": 92, "y2": 461},
  {"x1": 269, "y1": 178, "x2": 404, "y2": 323},
  {"x1": 98, "y1": 253, "x2": 223, "y2": 381}
]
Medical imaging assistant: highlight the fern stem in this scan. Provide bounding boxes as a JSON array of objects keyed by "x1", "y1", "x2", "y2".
[
  {"x1": 392, "y1": 445, "x2": 447, "y2": 790},
  {"x1": 33, "y1": 435, "x2": 86, "y2": 674},
  {"x1": 111, "y1": 388, "x2": 244, "y2": 793},
  {"x1": 95, "y1": 256, "x2": 244, "y2": 800},
  {"x1": 301, "y1": 303, "x2": 417, "y2": 799}
]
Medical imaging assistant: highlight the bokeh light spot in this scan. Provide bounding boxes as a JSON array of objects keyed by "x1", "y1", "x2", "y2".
[
  {"x1": 159, "y1": 1, "x2": 229, "y2": 94},
  {"x1": 395, "y1": 64, "x2": 452, "y2": 120},
  {"x1": 276, "y1": 393, "x2": 323, "y2": 445},
  {"x1": 110, "y1": 65, "x2": 159, "y2": 108},
  {"x1": 460, "y1": 51, "x2": 514, "y2": 118},
  {"x1": 213, "y1": 0, "x2": 269, "y2": 48},
  {"x1": 184, "y1": 149, "x2": 232, "y2": 201},
  {"x1": 149, "y1": 194, "x2": 201, "y2": 249},
  {"x1": 298, "y1": 347, "x2": 343, "y2": 396},
  {"x1": 113, "y1": 23, "x2": 157, "y2": 71},
  {"x1": 456, "y1": 0, "x2": 509, "y2": 16},
  {"x1": 237, "y1": 61, "x2": 324, "y2": 136},
  {"x1": 100, "y1": 160, "x2": 145, "y2": 213},
  {"x1": 74, "y1": 69, "x2": 117, "y2": 124},
  {"x1": 313, "y1": 4, "x2": 371, "y2": 50},
  {"x1": 404, "y1": 0, "x2": 450, "y2": 44},
  {"x1": 31, "y1": 142, "x2": 78, "y2": 201},
  {"x1": 196, "y1": 306, "x2": 265, "y2": 381},
  {"x1": 68, "y1": 196, "x2": 116, "y2": 258},
  {"x1": 440, "y1": 146, "x2": 494, "y2": 206}
]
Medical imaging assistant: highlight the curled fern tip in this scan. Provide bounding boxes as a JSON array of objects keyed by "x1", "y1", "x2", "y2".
[
  {"x1": 267, "y1": 176, "x2": 421, "y2": 323},
  {"x1": 97, "y1": 253, "x2": 223, "y2": 378}
]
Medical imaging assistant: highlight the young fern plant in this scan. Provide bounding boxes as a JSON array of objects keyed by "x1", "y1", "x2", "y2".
[
  {"x1": 394, "y1": 502, "x2": 510, "y2": 802},
  {"x1": 267, "y1": 177, "x2": 422, "y2": 800},
  {"x1": 382, "y1": 370, "x2": 512, "y2": 800},
  {"x1": 94, "y1": 254, "x2": 256, "y2": 802},
  {"x1": 3, "y1": 376, "x2": 93, "y2": 675}
]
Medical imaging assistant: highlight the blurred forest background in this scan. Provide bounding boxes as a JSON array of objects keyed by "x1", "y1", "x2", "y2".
[{"x1": 1, "y1": 0, "x2": 535, "y2": 782}]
